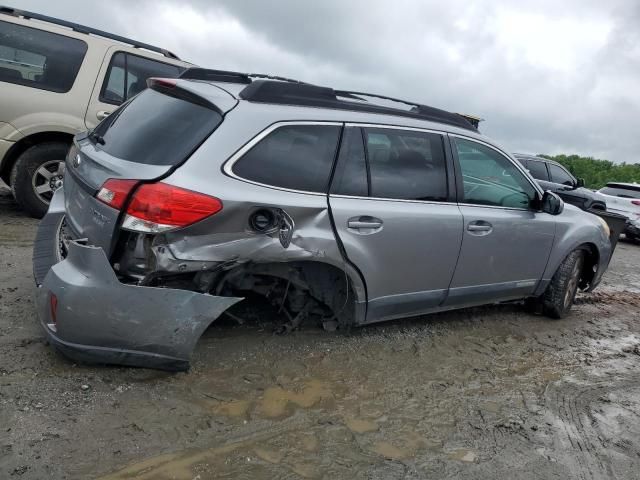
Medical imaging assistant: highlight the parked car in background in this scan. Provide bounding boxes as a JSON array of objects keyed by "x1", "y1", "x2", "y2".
[
  {"x1": 514, "y1": 154, "x2": 607, "y2": 211},
  {"x1": 0, "y1": 6, "x2": 191, "y2": 217},
  {"x1": 597, "y1": 183, "x2": 640, "y2": 241},
  {"x1": 33, "y1": 68, "x2": 614, "y2": 370}
]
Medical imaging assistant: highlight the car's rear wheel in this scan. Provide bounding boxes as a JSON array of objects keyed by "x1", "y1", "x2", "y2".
[
  {"x1": 10, "y1": 142, "x2": 69, "y2": 218},
  {"x1": 541, "y1": 249, "x2": 584, "y2": 319}
]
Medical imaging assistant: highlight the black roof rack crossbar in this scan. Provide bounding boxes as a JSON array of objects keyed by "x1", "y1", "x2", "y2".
[
  {"x1": 239, "y1": 80, "x2": 477, "y2": 131},
  {"x1": 0, "y1": 6, "x2": 180, "y2": 59}
]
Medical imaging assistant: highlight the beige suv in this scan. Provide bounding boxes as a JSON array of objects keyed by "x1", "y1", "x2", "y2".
[{"x1": 0, "y1": 6, "x2": 192, "y2": 217}]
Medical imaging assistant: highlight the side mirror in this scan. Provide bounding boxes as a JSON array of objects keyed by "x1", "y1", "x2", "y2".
[
  {"x1": 576, "y1": 178, "x2": 585, "y2": 188},
  {"x1": 542, "y1": 191, "x2": 564, "y2": 215}
]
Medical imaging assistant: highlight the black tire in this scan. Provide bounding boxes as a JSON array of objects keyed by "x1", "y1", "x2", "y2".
[
  {"x1": 541, "y1": 250, "x2": 584, "y2": 319},
  {"x1": 10, "y1": 142, "x2": 70, "y2": 218}
]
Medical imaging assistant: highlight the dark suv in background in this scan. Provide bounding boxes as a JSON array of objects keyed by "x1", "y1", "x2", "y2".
[{"x1": 514, "y1": 154, "x2": 606, "y2": 211}]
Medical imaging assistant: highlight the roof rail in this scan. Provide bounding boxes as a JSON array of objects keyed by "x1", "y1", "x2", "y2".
[
  {"x1": 0, "y1": 5, "x2": 180, "y2": 60},
  {"x1": 239, "y1": 80, "x2": 478, "y2": 131}
]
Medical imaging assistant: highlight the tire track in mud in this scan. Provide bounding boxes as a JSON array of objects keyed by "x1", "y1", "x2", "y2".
[{"x1": 541, "y1": 374, "x2": 640, "y2": 479}]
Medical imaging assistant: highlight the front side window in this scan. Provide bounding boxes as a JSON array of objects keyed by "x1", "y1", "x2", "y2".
[
  {"x1": 526, "y1": 160, "x2": 549, "y2": 181},
  {"x1": 364, "y1": 128, "x2": 448, "y2": 201},
  {"x1": 0, "y1": 20, "x2": 87, "y2": 92},
  {"x1": 232, "y1": 125, "x2": 342, "y2": 193},
  {"x1": 99, "y1": 52, "x2": 183, "y2": 105},
  {"x1": 455, "y1": 138, "x2": 536, "y2": 209},
  {"x1": 548, "y1": 163, "x2": 575, "y2": 186}
]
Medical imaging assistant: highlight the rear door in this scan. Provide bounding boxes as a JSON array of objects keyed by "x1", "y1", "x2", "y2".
[
  {"x1": 84, "y1": 46, "x2": 186, "y2": 129},
  {"x1": 444, "y1": 136, "x2": 555, "y2": 306},
  {"x1": 66, "y1": 84, "x2": 228, "y2": 254},
  {"x1": 328, "y1": 126, "x2": 463, "y2": 322}
]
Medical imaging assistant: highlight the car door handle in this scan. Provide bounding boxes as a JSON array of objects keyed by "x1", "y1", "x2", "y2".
[
  {"x1": 467, "y1": 221, "x2": 493, "y2": 235},
  {"x1": 347, "y1": 216, "x2": 383, "y2": 230},
  {"x1": 96, "y1": 110, "x2": 111, "y2": 120}
]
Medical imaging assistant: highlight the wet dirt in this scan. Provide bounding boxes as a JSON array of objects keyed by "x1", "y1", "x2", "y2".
[{"x1": 2, "y1": 183, "x2": 640, "y2": 479}]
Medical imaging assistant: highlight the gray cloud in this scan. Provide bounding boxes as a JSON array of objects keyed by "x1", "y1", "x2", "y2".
[{"x1": 12, "y1": 0, "x2": 640, "y2": 162}]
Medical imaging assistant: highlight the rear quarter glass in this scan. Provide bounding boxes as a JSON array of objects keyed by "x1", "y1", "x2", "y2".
[{"x1": 91, "y1": 88, "x2": 222, "y2": 166}]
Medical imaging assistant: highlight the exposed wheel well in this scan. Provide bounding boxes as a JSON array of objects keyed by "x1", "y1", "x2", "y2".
[
  {"x1": 213, "y1": 261, "x2": 362, "y2": 329},
  {"x1": 1, "y1": 132, "x2": 74, "y2": 185},
  {"x1": 577, "y1": 243, "x2": 599, "y2": 289}
]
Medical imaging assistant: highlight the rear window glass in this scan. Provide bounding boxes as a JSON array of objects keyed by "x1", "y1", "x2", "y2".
[
  {"x1": 364, "y1": 128, "x2": 448, "y2": 201},
  {"x1": 600, "y1": 186, "x2": 640, "y2": 199},
  {"x1": 92, "y1": 88, "x2": 221, "y2": 166},
  {"x1": 330, "y1": 127, "x2": 368, "y2": 197},
  {"x1": 232, "y1": 125, "x2": 341, "y2": 193},
  {"x1": 0, "y1": 20, "x2": 87, "y2": 93}
]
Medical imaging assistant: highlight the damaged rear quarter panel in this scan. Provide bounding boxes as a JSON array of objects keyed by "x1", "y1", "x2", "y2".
[{"x1": 41, "y1": 242, "x2": 241, "y2": 360}]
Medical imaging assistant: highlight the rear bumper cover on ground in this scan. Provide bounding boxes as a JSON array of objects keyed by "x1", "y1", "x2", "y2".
[
  {"x1": 37, "y1": 241, "x2": 241, "y2": 370},
  {"x1": 34, "y1": 191, "x2": 242, "y2": 370}
]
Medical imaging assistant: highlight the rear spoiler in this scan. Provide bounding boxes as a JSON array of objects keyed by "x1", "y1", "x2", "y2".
[{"x1": 146, "y1": 77, "x2": 222, "y2": 113}]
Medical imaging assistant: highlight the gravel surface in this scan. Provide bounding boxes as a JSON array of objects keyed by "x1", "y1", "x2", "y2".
[{"x1": 1, "y1": 183, "x2": 640, "y2": 479}]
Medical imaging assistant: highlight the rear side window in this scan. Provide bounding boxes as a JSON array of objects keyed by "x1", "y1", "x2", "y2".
[
  {"x1": 232, "y1": 125, "x2": 341, "y2": 193},
  {"x1": 100, "y1": 51, "x2": 184, "y2": 105},
  {"x1": 92, "y1": 88, "x2": 222, "y2": 166},
  {"x1": 330, "y1": 127, "x2": 368, "y2": 196},
  {"x1": 548, "y1": 163, "x2": 575, "y2": 186},
  {"x1": 0, "y1": 20, "x2": 87, "y2": 92},
  {"x1": 364, "y1": 128, "x2": 448, "y2": 201},
  {"x1": 526, "y1": 160, "x2": 549, "y2": 181}
]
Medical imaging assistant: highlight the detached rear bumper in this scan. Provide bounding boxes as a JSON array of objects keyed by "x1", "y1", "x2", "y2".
[{"x1": 35, "y1": 193, "x2": 242, "y2": 371}]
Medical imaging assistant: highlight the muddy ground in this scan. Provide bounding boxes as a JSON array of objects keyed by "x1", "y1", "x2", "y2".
[{"x1": 1, "y1": 183, "x2": 640, "y2": 480}]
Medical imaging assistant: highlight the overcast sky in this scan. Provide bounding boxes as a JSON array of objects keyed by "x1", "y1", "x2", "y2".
[{"x1": 14, "y1": 0, "x2": 640, "y2": 163}]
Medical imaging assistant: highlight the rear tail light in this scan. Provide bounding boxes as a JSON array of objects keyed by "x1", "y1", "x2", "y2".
[
  {"x1": 96, "y1": 179, "x2": 139, "y2": 209},
  {"x1": 122, "y1": 182, "x2": 222, "y2": 233},
  {"x1": 632, "y1": 200, "x2": 640, "y2": 206}
]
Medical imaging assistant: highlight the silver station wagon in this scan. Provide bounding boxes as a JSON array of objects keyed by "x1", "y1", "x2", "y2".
[{"x1": 34, "y1": 68, "x2": 614, "y2": 370}]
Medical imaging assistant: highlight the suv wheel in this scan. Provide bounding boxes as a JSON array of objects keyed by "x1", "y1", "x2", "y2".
[
  {"x1": 541, "y1": 249, "x2": 584, "y2": 319},
  {"x1": 10, "y1": 142, "x2": 69, "y2": 218}
]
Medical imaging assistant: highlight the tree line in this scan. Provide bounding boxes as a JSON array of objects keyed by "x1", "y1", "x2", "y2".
[{"x1": 540, "y1": 154, "x2": 640, "y2": 189}]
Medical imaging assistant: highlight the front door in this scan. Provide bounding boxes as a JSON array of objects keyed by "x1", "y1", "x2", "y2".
[
  {"x1": 444, "y1": 136, "x2": 556, "y2": 306},
  {"x1": 329, "y1": 126, "x2": 463, "y2": 323}
]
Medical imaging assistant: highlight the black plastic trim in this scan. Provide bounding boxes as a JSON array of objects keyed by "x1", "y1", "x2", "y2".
[{"x1": 239, "y1": 80, "x2": 477, "y2": 132}]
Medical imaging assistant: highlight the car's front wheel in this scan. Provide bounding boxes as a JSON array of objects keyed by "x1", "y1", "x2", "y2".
[
  {"x1": 541, "y1": 249, "x2": 585, "y2": 319},
  {"x1": 10, "y1": 142, "x2": 69, "y2": 218}
]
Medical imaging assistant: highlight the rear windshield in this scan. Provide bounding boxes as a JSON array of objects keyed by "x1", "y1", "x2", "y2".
[
  {"x1": 600, "y1": 186, "x2": 640, "y2": 199},
  {"x1": 91, "y1": 88, "x2": 222, "y2": 166}
]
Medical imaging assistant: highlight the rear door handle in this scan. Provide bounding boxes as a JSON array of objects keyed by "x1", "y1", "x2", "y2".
[
  {"x1": 96, "y1": 110, "x2": 111, "y2": 120},
  {"x1": 467, "y1": 221, "x2": 493, "y2": 235},
  {"x1": 347, "y1": 216, "x2": 383, "y2": 231}
]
